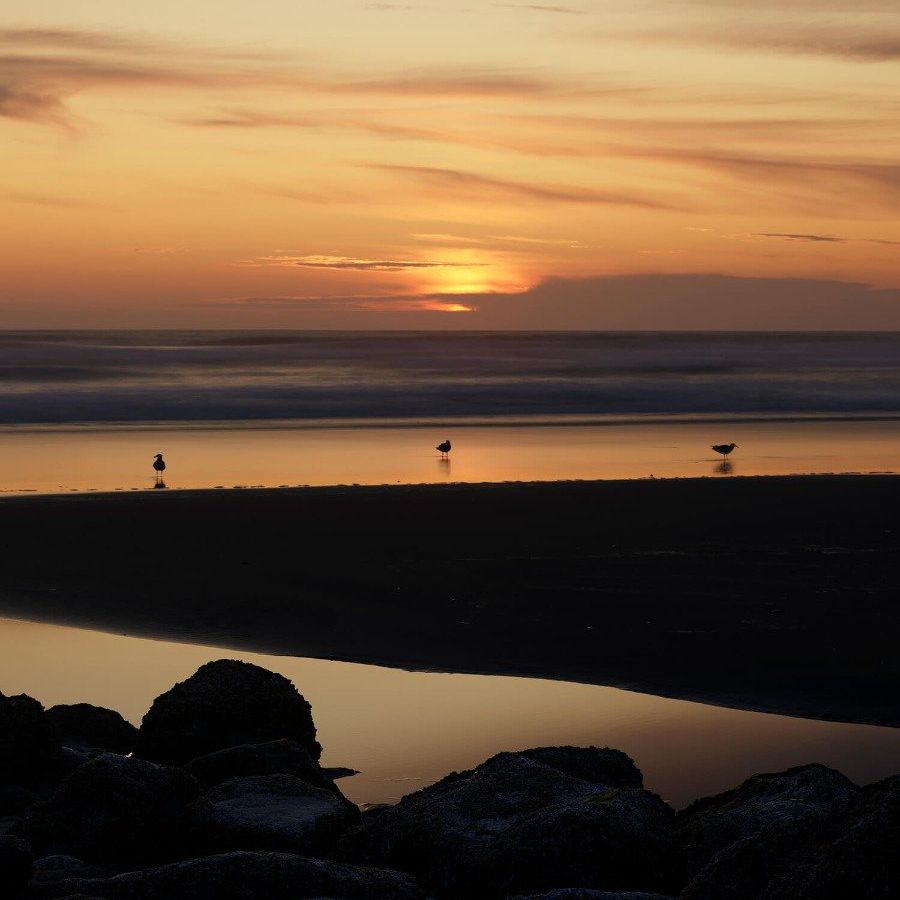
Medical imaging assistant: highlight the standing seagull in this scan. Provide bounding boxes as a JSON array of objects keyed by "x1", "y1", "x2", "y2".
[
  {"x1": 436, "y1": 439, "x2": 452, "y2": 459},
  {"x1": 153, "y1": 453, "x2": 166, "y2": 487},
  {"x1": 712, "y1": 442, "x2": 738, "y2": 460}
]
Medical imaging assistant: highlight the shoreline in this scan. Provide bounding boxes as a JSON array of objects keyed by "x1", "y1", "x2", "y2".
[
  {"x1": 1, "y1": 470, "x2": 899, "y2": 502},
  {"x1": 3, "y1": 409, "x2": 900, "y2": 433},
  {"x1": 1, "y1": 475, "x2": 897, "y2": 728}
]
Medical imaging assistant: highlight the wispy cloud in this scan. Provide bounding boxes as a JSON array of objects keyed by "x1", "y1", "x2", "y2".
[
  {"x1": 1, "y1": 189, "x2": 112, "y2": 210},
  {"x1": 323, "y1": 71, "x2": 568, "y2": 97},
  {"x1": 238, "y1": 254, "x2": 486, "y2": 271},
  {"x1": 0, "y1": 48, "x2": 241, "y2": 125},
  {"x1": 493, "y1": 3, "x2": 585, "y2": 14},
  {"x1": 622, "y1": 148, "x2": 900, "y2": 212},
  {"x1": 411, "y1": 232, "x2": 582, "y2": 248},
  {"x1": 634, "y1": 22, "x2": 900, "y2": 62},
  {"x1": 0, "y1": 27, "x2": 156, "y2": 53},
  {"x1": 365, "y1": 1, "x2": 584, "y2": 14},
  {"x1": 0, "y1": 83, "x2": 68, "y2": 125},
  {"x1": 371, "y1": 164, "x2": 684, "y2": 210},
  {"x1": 182, "y1": 106, "x2": 628, "y2": 160},
  {"x1": 754, "y1": 231, "x2": 900, "y2": 246},
  {"x1": 224, "y1": 293, "x2": 475, "y2": 312},
  {"x1": 181, "y1": 108, "x2": 469, "y2": 148},
  {"x1": 0, "y1": 27, "x2": 587, "y2": 128},
  {"x1": 244, "y1": 182, "x2": 362, "y2": 205},
  {"x1": 754, "y1": 232, "x2": 844, "y2": 243}
]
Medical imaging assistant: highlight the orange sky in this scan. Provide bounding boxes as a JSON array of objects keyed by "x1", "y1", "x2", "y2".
[{"x1": 1, "y1": 1, "x2": 899, "y2": 328}]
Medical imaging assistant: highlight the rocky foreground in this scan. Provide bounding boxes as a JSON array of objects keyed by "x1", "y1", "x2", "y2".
[{"x1": 1, "y1": 659, "x2": 897, "y2": 899}]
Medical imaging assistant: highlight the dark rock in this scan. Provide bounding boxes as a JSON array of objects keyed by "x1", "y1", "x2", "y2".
[
  {"x1": 46, "y1": 705, "x2": 138, "y2": 754},
  {"x1": 0, "y1": 785, "x2": 39, "y2": 815},
  {"x1": 488, "y1": 788, "x2": 680, "y2": 897},
  {"x1": 14, "y1": 752, "x2": 198, "y2": 866},
  {"x1": 0, "y1": 834, "x2": 33, "y2": 895},
  {"x1": 338, "y1": 747, "x2": 678, "y2": 899},
  {"x1": 675, "y1": 764, "x2": 858, "y2": 876},
  {"x1": 0, "y1": 692, "x2": 62, "y2": 789},
  {"x1": 682, "y1": 773, "x2": 899, "y2": 900},
  {"x1": 323, "y1": 768, "x2": 360, "y2": 781},
  {"x1": 790, "y1": 774, "x2": 900, "y2": 899},
  {"x1": 510, "y1": 892, "x2": 673, "y2": 900},
  {"x1": 32, "y1": 855, "x2": 106, "y2": 884},
  {"x1": 47, "y1": 895, "x2": 106, "y2": 900},
  {"x1": 45, "y1": 896, "x2": 105, "y2": 900},
  {"x1": 136, "y1": 660, "x2": 321, "y2": 765},
  {"x1": 191, "y1": 774, "x2": 360, "y2": 855},
  {"x1": 34, "y1": 855, "x2": 92, "y2": 871},
  {"x1": 360, "y1": 804, "x2": 393, "y2": 820},
  {"x1": 186, "y1": 740, "x2": 333, "y2": 790},
  {"x1": 59, "y1": 747, "x2": 92, "y2": 777},
  {"x1": 517, "y1": 747, "x2": 643, "y2": 789},
  {"x1": 29, "y1": 851, "x2": 424, "y2": 899}
]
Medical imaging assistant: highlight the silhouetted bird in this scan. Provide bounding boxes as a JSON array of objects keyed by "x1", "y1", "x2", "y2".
[
  {"x1": 436, "y1": 439, "x2": 452, "y2": 459},
  {"x1": 712, "y1": 442, "x2": 738, "y2": 460},
  {"x1": 153, "y1": 453, "x2": 166, "y2": 486}
]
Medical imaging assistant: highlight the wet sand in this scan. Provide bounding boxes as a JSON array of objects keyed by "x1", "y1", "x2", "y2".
[
  {"x1": 0, "y1": 475, "x2": 897, "y2": 726},
  {"x1": 2, "y1": 415, "x2": 900, "y2": 494}
]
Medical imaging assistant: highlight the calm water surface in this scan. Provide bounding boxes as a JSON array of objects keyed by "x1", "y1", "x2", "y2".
[{"x1": 1, "y1": 618, "x2": 897, "y2": 808}]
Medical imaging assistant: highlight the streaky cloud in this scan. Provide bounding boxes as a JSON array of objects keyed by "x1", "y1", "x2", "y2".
[
  {"x1": 324, "y1": 70, "x2": 577, "y2": 97},
  {"x1": 222, "y1": 294, "x2": 474, "y2": 313},
  {"x1": 754, "y1": 231, "x2": 900, "y2": 246},
  {"x1": 0, "y1": 26, "x2": 592, "y2": 128},
  {"x1": 634, "y1": 22, "x2": 900, "y2": 62},
  {"x1": 1, "y1": 189, "x2": 112, "y2": 210},
  {"x1": 0, "y1": 28, "x2": 145, "y2": 52},
  {"x1": 623, "y1": 147, "x2": 900, "y2": 210},
  {"x1": 370, "y1": 164, "x2": 685, "y2": 210},
  {"x1": 755, "y1": 232, "x2": 845, "y2": 243},
  {"x1": 0, "y1": 83, "x2": 68, "y2": 125},
  {"x1": 238, "y1": 255, "x2": 488, "y2": 272},
  {"x1": 492, "y1": 3, "x2": 585, "y2": 14}
]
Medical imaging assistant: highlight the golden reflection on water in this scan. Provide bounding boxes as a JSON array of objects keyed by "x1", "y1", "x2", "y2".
[
  {"x1": 0, "y1": 418, "x2": 898, "y2": 495},
  {"x1": 0, "y1": 618, "x2": 897, "y2": 808}
]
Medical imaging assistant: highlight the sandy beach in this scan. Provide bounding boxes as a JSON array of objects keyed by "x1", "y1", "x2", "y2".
[{"x1": 0, "y1": 474, "x2": 897, "y2": 727}]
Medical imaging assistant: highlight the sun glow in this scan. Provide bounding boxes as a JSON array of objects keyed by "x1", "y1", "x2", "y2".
[
  {"x1": 420, "y1": 257, "x2": 526, "y2": 297},
  {"x1": 429, "y1": 301, "x2": 475, "y2": 313}
]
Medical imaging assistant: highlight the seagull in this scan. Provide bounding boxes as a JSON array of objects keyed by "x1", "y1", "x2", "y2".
[
  {"x1": 153, "y1": 453, "x2": 166, "y2": 485},
  {"x1": 712, "y1": 442, "x2": 738, "y2": 460},
  {"x1": 436, "y1": 439, "x2": 452, "y2": 459}
]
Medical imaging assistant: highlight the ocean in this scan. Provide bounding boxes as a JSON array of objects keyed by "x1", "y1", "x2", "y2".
[{"x1": 2, "y1": 330, "x2": 900, "y2": 424}]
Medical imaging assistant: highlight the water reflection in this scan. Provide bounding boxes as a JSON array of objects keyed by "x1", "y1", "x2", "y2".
[
  {"x1": 0, "y1": 617, "x2": 897, "y2": 809},
  {"x1": 714, "y1": 460, "x2": 734, "y2": 475},
  {"x1": 0, "y1": 417, "x2": 898, "y2": 495}
]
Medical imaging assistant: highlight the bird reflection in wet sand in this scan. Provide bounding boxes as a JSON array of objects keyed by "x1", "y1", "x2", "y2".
[{"x1": 714, "y1": 459, "x2": 734, "y2": 475}]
